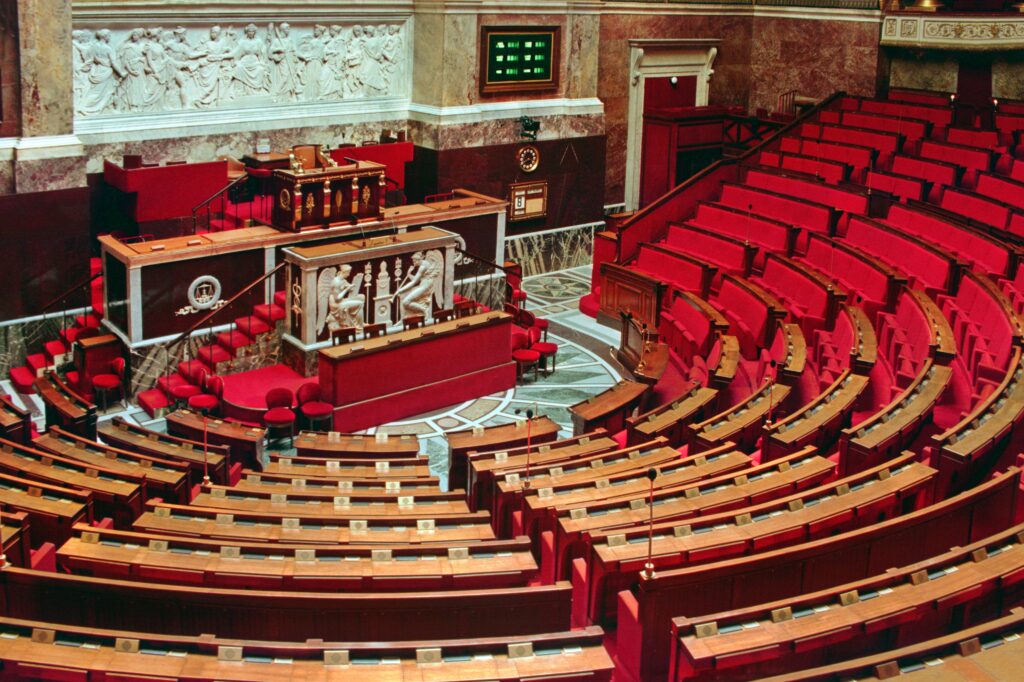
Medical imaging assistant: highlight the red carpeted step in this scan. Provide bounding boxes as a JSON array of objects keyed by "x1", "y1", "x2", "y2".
[
  {"x1": 58, "y1": 327, "x2": 81, "y2": 345},
  {"x1": 197, "y1": 344, "x2": 230, "y2": 367},
  {"x1": 177, "y1": 360, "x2": 208, "y2": 384},
  {"x1": 75, "y1": 313, "x2": 101, "y2": 329},
  {"x1": 43, "y1": 339, "x2": 68, "y2": 364},
  {"x1": 253, "y1": 303, "x2": 285, "y2": 324},
  {"x1": 273, "y1": 290, "x2": 287, "y2": 307},
  {"x1": 216, "y1": 329, "x2": 252, "y2": 353},
  {"x1": 9, "y1": 366, "x2": 35, "y2": 394},
  {"x1": 65, "y1": 371, "x2": 80, "y2": 389},
  {"x1": 137, "y1": 388, "x2": 171, "y2": 418},
  {"x1": 89, "y1": 257, "x2": 103, "y2": 277},
  {"x1": 157, "y1": 373, "x2": 199, "y2": 399},
  {"x1": 26, "y1": 353, "x2": 48, "y2": 376},
  {"x1": 234, "y1": 316, "x2": 271, "y2": 337}
]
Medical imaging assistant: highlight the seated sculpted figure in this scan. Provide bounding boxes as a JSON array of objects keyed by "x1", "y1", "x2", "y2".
[{"x1": 395, "y1": 250, "x2": 443, "y2": 319}]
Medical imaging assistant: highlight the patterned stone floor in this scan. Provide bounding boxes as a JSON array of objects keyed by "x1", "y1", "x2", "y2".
[{"x1": 1, "y1": 266, "x2": 624, "y2": 490}]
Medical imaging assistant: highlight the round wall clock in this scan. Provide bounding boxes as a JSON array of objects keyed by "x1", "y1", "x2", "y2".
[{"x1": 516, "y1": 145, "x2": 541, "y2": 173}]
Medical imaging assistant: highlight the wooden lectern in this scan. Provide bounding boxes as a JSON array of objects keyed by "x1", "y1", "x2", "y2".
[{"x1": 269, "y1": 145, "x2": 387, "y2": 232}]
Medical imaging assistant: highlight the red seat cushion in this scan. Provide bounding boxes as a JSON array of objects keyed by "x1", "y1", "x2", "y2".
[
  {"x1": 512, "y1": 349, "x2": 540, "y2": 363},
  {"x1": 532, "y1": 342, "x2": 558, "y2": 355},
  {"x1": 511, "y1": 289, "x2": 527, "y2": 301},
  {"x1": 91, "y1": 374, "x2": 121, "y2": 390},
  {"x1": 168, "y1": 384, "x2": 201, "y2": 400},
  {"x1": 533, "y1": 318, "x2": 549, "y2": 330},
  {"x1": 300, "y1": 401, "x2": 333, "y2": 419},
  {"x1": 188, "y1": 394, "x2": 220, "y2": 412},
  {"x1": 264, "y1": 407, "x2": 296, "y2": 426}
]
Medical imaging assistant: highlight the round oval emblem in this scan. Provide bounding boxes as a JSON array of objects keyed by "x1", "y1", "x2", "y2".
[
  {"x1": 279, "y1": 188, "x2": 292, "y2": 210},
  {"x1": 187, "y1": 275, "x2": 222, "y2": 311}
]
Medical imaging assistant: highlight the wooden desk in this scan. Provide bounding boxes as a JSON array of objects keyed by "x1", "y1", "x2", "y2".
[
  {"x1": 34, "y1": 428, "x2": 189, "y2": 504},
  {"x1": 844, "y1": 304, "x2": 878, "y2": 374},
  {"x1": 72, "y1": 333, "x2": 121, "y2": 395},
  {"x1": 35, "y1": 371, "x2": 96, "y2": 439},
  {"x1": 617, "y1": 311, "x2": 669, "y2": 385},
  {"x1": 265, "y1": 454, "x2": 433, "y2": 481},
  {"x1": 0, "y1": 438, "x2": 142, "y2": 526},
  {"x1": 585, "y1": 458, "x2": 937, "y2": 625},
  {"x1": 99, "y1": 417, "x2": 231, "y2": 486},
  {"x1": 763, "y1": 371, "x2": 870, "y2": 461},
  {"x1": 0, "y1": 511, "x2": 30, "y2": 568},
  {"x1": 0, "y1": 567, "x2": 574, "y2": 643},
  {"x1": 841, "y1": 361, "x2": 952, "y2": 475},
  {"x1": 0, "y1": 617, "x2": 611, "y2": 681},
  {"x1": 713, "y1": 334, "x2": 741, "y2": 390},
  {"x1": 189, "y1": 486, "x2": 469, "y2": 517},
  {"x1": 754, "y1": 607, "x2": 1024, "y2": 682},
  {"x1": 134, "y1": 504, "x2": 496, "y2": 546},
  {"x1": 319, "y1": 311, "x2": 516, "y2": 433},
  {"x1": 60, "y1": 525, "x2": 535, "y2": 591},
  {"x1": 775, "y1": 322, "x2": 806, "y2": 384},
  {"x1": 294, "y1": 430, "x2": 420, "y2": 459},
  {"x1": 688, "y1": 383, "x2": 791, "y2": 453},
  {"x1": 0, "y1": 470, "x2": 92, "y2": 547},
  {"x1": 615, "y1": 466, "x2": 1020, "y2": 682},
  {"x1": 0, "y1": 394, "x2": 30, "y2": 445},
  {"x1": 513, "y1": 444, "x2": 750, "y2": 543},
  {"x1": 570, "y1": 380, "x2": 649, "y2": 436},
  {"x1": 551, "y1": 447, "x2": 832, "y2": 582},
  {"x1": 241, "y1": 151, "x2": 290, "y2": 170},
  {"x1": 467, "y1": 431, "x2": 618, "y2": 513},
  {"x1": 908, "y1": 287, "x2": 956, "y2": 362},
  {"x1": 671, "y1": 524, "x2": 1024, "y2": 680},
  {"x1": 164, "y1": 409, "x2": 266, "y2": 471},
  {"x1": 233, "y1": 472, "x2": 450, "y2": 500},
  {"x1": 448, "y1": 417, "x2": 561, "y2": 492},
  {"x1": 626, "y1": 386, "x2": 718, "y2": 448}
]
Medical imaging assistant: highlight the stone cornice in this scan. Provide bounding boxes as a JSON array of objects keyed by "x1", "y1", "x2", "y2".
[
  {"x1": 73, "y1": 1, "x2": 416, "y2": 22},
  {"x1": 882, "y1": 12, "x2": 1024, "y2": 51}
]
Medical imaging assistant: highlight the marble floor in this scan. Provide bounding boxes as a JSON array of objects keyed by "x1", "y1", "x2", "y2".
[{"x1": 1, "y1": 266, "x2": 625, "y2": 490}]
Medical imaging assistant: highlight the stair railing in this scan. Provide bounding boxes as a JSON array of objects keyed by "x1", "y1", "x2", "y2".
[
  {"x1": 38, "y1": 270, "x2": 104, "y2": 352},
  {"x1": 453, "y1": 247, "x2": 517, "y2": 313},
  {"x1": 192, "y1": 173, "x2": 258, "y2": 235},
  {"x1": 160, "y1": 262, "x2": 286, "y2": 392}
]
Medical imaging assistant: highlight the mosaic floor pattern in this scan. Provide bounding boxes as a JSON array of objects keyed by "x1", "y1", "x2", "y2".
[{"x1": 1, "y1": 266, "x2": 623, "y2": 490}]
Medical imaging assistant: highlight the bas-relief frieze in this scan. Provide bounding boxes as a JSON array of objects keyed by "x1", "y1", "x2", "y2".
[{"x1": 72, "y1": 20, "x2": 410, "y2": 119}]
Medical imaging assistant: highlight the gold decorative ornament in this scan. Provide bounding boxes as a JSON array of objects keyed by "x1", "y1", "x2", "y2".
[{"x1": 279, "y1": 188, "x2": 291, "y2": 210}]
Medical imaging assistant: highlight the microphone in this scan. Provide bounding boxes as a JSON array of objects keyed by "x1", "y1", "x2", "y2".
[{"x1": 641, "y1": 467, "x2": 658, "y2": 580}]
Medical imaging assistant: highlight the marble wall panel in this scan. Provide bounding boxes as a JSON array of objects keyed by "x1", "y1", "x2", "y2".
[
  {"x1": 13, "y1": 155, "x2": 87, "y2": 193},
  {"x1": 889, "y1": 53, "x2": 958, "y2": 94},
  {"x1": 0, "y1": 0, "x2": 20, "y2": 138},
  {"x1": 18, "y1": 0, "x2": 73, "y2": 137},
  {"x1": 747, "y1": 16, "x2": 881, "y2": 114},
  {"x1": 992, "y1": 55, "x2": 1024, "y2": 101}
]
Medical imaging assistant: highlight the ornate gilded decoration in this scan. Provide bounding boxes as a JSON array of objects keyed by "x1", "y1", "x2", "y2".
[
  {"x1": 279, "y1": 188, "x2": 292, "y2": 210},
  {"x1": 882, "y1": 14, "x2": 1024, "y2": 49},
  {"x1": 361, "y1": 185, "x2": 372, "y2": 207},
  {"x1": 304, "y1": 192, "x2": 316, "y2": 215}
]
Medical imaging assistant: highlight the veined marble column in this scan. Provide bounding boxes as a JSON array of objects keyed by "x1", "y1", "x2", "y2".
[{"x1": 12, "y1": 0, "x2": 85, "y2": 193}]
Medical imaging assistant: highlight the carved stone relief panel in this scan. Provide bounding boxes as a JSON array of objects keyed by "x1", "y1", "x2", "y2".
[{"x1": 72, "y1": 20, "x2": 409, "y2": 118}]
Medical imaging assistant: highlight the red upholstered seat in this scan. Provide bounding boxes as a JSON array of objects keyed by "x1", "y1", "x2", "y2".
[
  {"x1": 511, "y1": 333, "x2": 540, "y2": 381},
  {"x1": 188, "y1": 375, "x2": 224, "y2": 415},
  {"x1": 265, "y1": 407, "x2": 297, "y2": 425},
  {"x1": 529, "y1": 327, "x2": 559, "y2": 374},
  {"x1": 297, "y1": 382, "x2": 333, "y2": 430},
  {"x1": 91, "y1": 358, "x2": 125, "y2": 411},
  {"x1": 264, "y1": 387, "x2": 297, "y2": 446}
]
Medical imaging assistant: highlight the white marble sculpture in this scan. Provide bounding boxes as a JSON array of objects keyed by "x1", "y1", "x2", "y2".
[{"x1": 73, "y1": 21, "x2": 408, "y2": 117}]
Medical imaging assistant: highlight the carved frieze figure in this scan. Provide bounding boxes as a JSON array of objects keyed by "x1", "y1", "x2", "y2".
[
  {"x1": 395, "y1": 250, "x2": 443, "y2": 319},
  {"x1": 193, "y1": 25, "x2": 234, "y2": 108},
  {"x1": 78, "y1": 29, "x2": 120, "y2": 115},
  {"x1": 360, "y1": 25, "x2": 386, "y2": 96},
  {"x1": 73, "y1": 21, "x2": 407, "y2": 116},
  {"x1": 318, "y1": 24, "x2": 347, "y2": 100},
  {"x1": 297, "y1": 24, "x2": 327, "y2": 101},
  {"x1": 232, "y1": 23, "x2": 268, "y2": 97},
  {"x1": 267, "y1": 22, "x2": 300, "y2": 102},
  {"x1": 344, "y1": 25, "x2": 365, "y2": 97},
  {"x1": 317, "y1": 264, "x2": 366, "y2": 334},
  {"x1": 116, "y1": 29, "x2": 151, "y2": 111}
]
